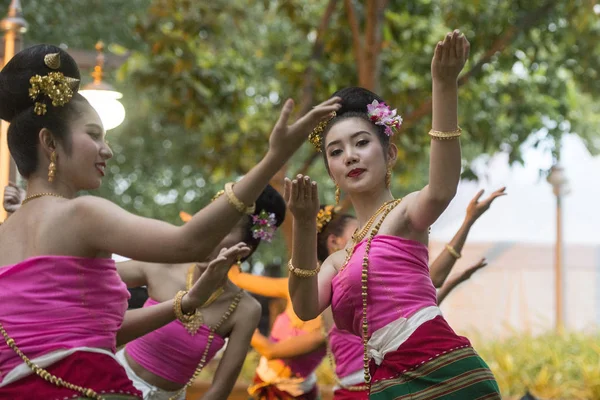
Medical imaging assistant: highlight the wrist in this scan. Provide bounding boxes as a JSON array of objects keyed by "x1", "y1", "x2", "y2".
[
  {"x1": 264, "y1": 149, "x2": 287, "y2": 170},
  {"x1": 432, "y1": 80, "x2": 458, "y2": 93},
  {"x1": 462, "y1": 218, "x2": 475, "y2": 229},
  {"x1": 180, "y1": 291, "x2": 198, "y2": 314},
  {"x1": 294, "y1": 218, "x2": 317, "y2": 229}
]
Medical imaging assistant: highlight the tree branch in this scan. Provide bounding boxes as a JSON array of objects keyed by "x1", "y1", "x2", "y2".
[
  {"x1": 400, "y1": 0, "x2": 559, "y2": 132},
  {"x1": 344, "y1": 0, "x2": 365, "y2": 82},
  {"x1": 279, "y1": 0, "x2": 339, "y2": 253},
  {"x1": 298, "y1": 0, "x2": 339, "y2": 116}
]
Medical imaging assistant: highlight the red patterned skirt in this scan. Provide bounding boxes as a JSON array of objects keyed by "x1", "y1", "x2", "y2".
[
  {"x1": 0, "y1": 351, "x2": 142, "y2": 400},
  {"x1": 368, "y1": 316, "x2": 500, "y2": 399}
]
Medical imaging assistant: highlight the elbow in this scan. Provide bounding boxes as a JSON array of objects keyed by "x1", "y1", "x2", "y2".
[
  {"x1": 295, "y1": 308, "x2": 319, "y2": 322},
  {"x1": 431, "y1": 275, "x2": 444, "y2": 289}
]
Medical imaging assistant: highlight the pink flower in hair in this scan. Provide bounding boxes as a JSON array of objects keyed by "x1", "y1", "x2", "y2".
[
  {"x1": 251, "y1": 210, "x2": 277, "y2": 242},
  {"x1": 366, "y1": 100, "x2": 403, "y2": 136}
]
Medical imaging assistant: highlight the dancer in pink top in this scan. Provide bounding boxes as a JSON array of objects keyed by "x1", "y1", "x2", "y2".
[
  {"x1": 266, "y1": 188, "x2": 504, "y2": 399},
  {"x1": 117, "y1": 185, "x2": 285, "y2": 400},
  {"x1": 287, "y1": 31, "x2": 501, "y2": 399},
  {"x1": 0, "y1": 44, "x2": 340, "y2": 399}
]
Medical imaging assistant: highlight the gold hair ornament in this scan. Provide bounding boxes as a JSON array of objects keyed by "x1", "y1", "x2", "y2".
[
  {"x1": 29, "y1": 72, "x2": 79, "y2": 116},
  {"x1": 44, "y1": 53, "x2": 61, "y2": 70},
  {"x1": 308, "y1": 111, "x2": 336, "y2": 152},
  {"x1": 316, "y1": 205, "x2": 336, "y2": 233}
]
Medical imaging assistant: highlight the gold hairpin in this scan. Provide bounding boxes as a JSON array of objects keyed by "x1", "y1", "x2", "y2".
[
  {"x1": 308, "y1": 111, "x2": 336, "y2": 152},
  {"x1": 44, "y1": 53, "x2": 61, "y2": 70}
]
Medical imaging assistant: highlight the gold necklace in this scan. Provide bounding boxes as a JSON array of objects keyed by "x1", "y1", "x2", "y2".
[
  {"x1": 351, "y1": 199, "x2": 396, "y2": 243},
  {"x1": 359, "y1": 199, "x2": 402, "y2": 387},
  {"x1": 21, "y1": 192, "x2": 65, "y2": 205},
  {"x1": 339, "y1": 199, "x2": 399, "y2": 273},
  {"x1": 182, "y1": 265, "x2": 226, "y2": 335},
  {"x1": 168, "y1": 290, "x2": 243, "y2": 400}
]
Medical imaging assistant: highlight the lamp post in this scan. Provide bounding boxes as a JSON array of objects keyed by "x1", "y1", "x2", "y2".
[
  {"x1": 79, "y1": 41, "x2": 125, "y2": 131},
  {"x1": 0, "y1": 0, "x2": 27, "y2": 222},
  {"x1": 547, "y1": 163, "x2": 570, "y2": 332}
]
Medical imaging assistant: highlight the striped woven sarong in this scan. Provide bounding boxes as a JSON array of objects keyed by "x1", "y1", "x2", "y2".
[{"x1": 369, "y1": 346, "x2": 500, "y2": 399}]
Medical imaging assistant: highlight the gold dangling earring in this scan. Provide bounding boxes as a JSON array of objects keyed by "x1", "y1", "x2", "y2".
[
  {"x1": 385, "y1": 165, "x2": 392, "y2": 188},
  {"x1": 48, "y1": 151, "x2": 57, "y2": 182},
  {"x1": 335, "y1": 185, "x2": 341, "y2": 206}
]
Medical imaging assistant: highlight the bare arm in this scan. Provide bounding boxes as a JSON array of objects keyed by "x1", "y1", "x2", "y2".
[
  {"x1": 72, "y1": 98, "x2": 341, "y2": 263},
  {"x1": 228, "y1": 266, "x2": 288, "y2": 299},
  {"x1": 117, "y1": 245, "x2": 249, "y2": 345},
  {"x1": 285, "y1": 176, "x2": 334, "y2": 321},
  {"x1": 117, "y1": 260, "x2": 150, "y2": 288},
  {"x1": 436, "y1": 258, "x2": 488, "y2": 305},
  {"x1": 251, "y1": 329, "x2": 326, "y2": 360},
  {"x1": 201, "y1": 298, "x2": 261, "y2": 400},
  {"x1": 429, "y1": 187, "x2": 506, "y2": 287},
  {"x1": 407, "y1": 31, "x2": 470, "y2": 232}
]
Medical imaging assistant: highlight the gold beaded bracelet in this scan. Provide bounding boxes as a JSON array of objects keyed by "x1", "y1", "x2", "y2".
[
  {"x1": 445, "y1": 244, "x2": 461, "y2": 259},
  {"x1": 288, "y1": 259, "x2": 321, "y2": 278},
  {"x1": 224, "y1": 182, "x2": 256, "y2": 215},
  {"x1": 428, "y1": 126, "x2": 462, "y2": 140},
  {"x1": 174, "y1": 290, "x2": 197, "y2": 323}
]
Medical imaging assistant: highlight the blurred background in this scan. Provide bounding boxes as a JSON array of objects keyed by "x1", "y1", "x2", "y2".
[{"x1": 0, "y1": 1, "x2": 599, "y2": 398}]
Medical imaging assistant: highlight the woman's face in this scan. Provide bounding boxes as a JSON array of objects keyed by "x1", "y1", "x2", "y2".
[
  {"x1": 324, "y1": 117, "x2": 393, "y2": 195},
  {"x1": 55, "y1": 104, "x2": 112, "y2": 190}
]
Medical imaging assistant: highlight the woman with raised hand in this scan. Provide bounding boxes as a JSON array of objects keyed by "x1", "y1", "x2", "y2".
[
  {"x1": 286, "y1": 31, "x2": 501, "y2": 398},
  {"x1": 0, "y1": 44, "x2": 340, "y2": 399},
  {"x1": 231, "y1": 206, "x2": 357, "y2": 400},
  {"x1": 116, "y1": 185, "x2": 286, "y2": 400}
]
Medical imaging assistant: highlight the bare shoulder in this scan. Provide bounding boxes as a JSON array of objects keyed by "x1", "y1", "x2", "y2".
[
  {"x1": 235, "y1": 292, "x2": 262, "y2": 319},
  {"x1": 327, "y1": 249, "x2": 347, "y2": 272}
]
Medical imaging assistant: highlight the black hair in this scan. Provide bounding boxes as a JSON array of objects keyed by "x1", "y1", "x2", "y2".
[
  {"x1": 240, "y1": 184, "x2": 286, "y2": 257},
  {"x1": 320, "y1": 87, "x2": 391, "y2": 171},
  {"x1": 316, "y1": 206, "x2": 356, "y2": 263},
  {"x1": 0, "y1": 44, "x2": 92, "y2": 177}
]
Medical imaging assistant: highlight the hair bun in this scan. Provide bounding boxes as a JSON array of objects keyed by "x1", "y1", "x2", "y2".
[
  {"x1": 331, "y1": 87, "x2": 385, "y2": 116},
  {"x1": 0, "y1": 44, "x2": 81, "y2": 122}
]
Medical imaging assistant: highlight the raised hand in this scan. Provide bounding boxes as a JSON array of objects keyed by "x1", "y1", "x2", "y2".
[
  {"x1": 465, "y1": 187, "x2": 506, "y2": 224},
  {"x1": 3, "y1": 182, "x2": 25, "y2": 213},
  {"x1": 283, "y1": 174, "x2": 320, "y2": 223},
  {"x1": 456, "y1": 258, "x2": 488, "y2": 283},
  {"x1": 185, "y1": 243, "x2": 251, "y2": 309},
  {"x1": 268, "y1": 97, "x2": 341, "y2": 162},
  {"x1": 431, "y1": 29, "x2": 470, "y2": 84}
]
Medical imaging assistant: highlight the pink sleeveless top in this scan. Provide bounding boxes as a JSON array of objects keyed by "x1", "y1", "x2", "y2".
[
  {"x1": 268, "y1": 312, "x2": 326, "y2": 377},
  {"x1": 329, "y1": 326, "x2": 363, "y2": 378},
  {"x1": 331, "y1": 235, "x2": 437, "y2": 336},
  {"x1": 125, "y1": 297, "x2": 226, "y2": 385},
  {"x1": 0, "y1": 256, "x2": 130, "y2": 379}
]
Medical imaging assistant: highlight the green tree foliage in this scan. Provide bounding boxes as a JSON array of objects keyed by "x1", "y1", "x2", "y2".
[{"x1": 3, "y1": 0, "x2": 599, "y2": 264}]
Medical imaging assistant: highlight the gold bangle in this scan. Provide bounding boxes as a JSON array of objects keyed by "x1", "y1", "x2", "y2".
[
  {"x1": 428, "y1": 126, "x2": 462, "y2": 140},
  {"x1": 224, "y1": 182, "x2": 256, "y2": 215},
  {"x1": 445, "y1": 244, "x2": 461, "y2": 259},
  {"x1": 288, "y1": 259, "x2": 321, "y2": 278},
  {"x1": 174, "y1": 290, "x2": 196, "y2": 323}
]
